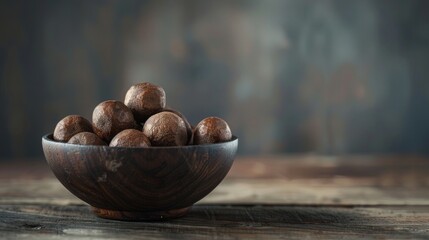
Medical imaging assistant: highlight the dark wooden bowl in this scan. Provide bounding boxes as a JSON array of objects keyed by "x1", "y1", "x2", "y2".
[{"x1": 42, "y1": 134, "x2": 238, "y2": 221}]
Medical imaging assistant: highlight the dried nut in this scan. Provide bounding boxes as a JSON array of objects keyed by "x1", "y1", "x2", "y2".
[
  {"x1": 124, "y1": 82, "x2": 166, "y2": 122},
  {"x1": 110, "y1": 129, "x2": 151, "y2": 148},
  {"x1": 68, "y1": 132, "x2": 106, "y2": 146},
  {"x1": 53, "y1": 115, "x2": 93, "y2": 142},
  {"x1": 92, "y1": 100, "x2": 136, "y2": 142},
  {"x1": 193, "y1": 117, "x2": 232, "y2": 144},
  {"x1": 162, "y1": 108, "x2": 193, "y2": 145},
  {"x1": 143, "y1": 112, "x2": 187, "y2": 146}
]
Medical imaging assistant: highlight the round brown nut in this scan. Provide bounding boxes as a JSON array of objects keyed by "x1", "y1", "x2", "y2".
[
  {"x1": 193, "y1": 117, "x2": 232, "y2": 145},
  {"x1": 67, "y1": 132, "x2": 106, "y2": 146},
  {"x1": 162, "y1": 108, "x2": 193, "y2": 144},
  {"x1": 124, "y1": 82, "x2": 166, "y2": 122},
  {"x1": 53, "y1": 115, "x2": 93, "y2": 142},
  {"x1": 143, "y1": 112, "x2": 187, "y2": 146},
  {"x1": 110, "y1": 129, "x2": 151, "y2": 148},
  {"x1": 92, "y1": 100, "x2": 137, "y2": 142}
]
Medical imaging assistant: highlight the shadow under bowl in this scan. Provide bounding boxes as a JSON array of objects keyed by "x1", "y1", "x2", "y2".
[{"x1": 42, "y1": 134, "x2": 238, "y2": 221}]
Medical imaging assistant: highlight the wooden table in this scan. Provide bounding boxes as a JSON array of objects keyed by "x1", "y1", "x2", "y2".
[{"x1": 1, "y1": 156, "x2": 429, "y2": 239}]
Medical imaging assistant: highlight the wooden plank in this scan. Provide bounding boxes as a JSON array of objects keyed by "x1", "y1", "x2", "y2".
[
  {"x1": 1, "y1": 156, "x2": 429, "y2": 239},
  {"x1": 1, "y1": 203, "x2": 429, "y2": 239},
  {"x1": 229, "y1": 155, "x2": 429, "y2": 179}
]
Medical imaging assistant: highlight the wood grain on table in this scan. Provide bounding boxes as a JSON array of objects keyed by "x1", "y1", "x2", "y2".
[{"x1": 1, "y1": 155, "x2": 429, "y2": 239}]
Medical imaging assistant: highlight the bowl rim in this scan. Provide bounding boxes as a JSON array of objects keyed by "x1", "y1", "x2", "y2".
[{"x1": 42, "y1": 133, "x2": 238, "y2": 150}]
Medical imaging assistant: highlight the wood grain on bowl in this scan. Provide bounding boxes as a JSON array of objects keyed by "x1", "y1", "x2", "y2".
[{"x1": 41, "y1": 134, "x2": 238, "y2": 221}]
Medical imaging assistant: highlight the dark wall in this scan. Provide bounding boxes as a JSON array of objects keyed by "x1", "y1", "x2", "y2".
[{"x1": 1, "y1": 0, "x2": 429, "y2": 159}]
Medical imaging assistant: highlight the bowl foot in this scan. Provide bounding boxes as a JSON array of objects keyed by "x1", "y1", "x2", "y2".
[{"x1": 92, "y1": 206, "x2": 191, "y2": 221}]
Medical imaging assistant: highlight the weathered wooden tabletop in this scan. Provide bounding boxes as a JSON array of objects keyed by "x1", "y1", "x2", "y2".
[{"x1": 1, "y1": 155, "x2": 429, "y2": 239}]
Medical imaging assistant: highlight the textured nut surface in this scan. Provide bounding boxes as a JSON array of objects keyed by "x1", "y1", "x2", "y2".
[
  {"x1": 193, "y1": 117, "x2": 232, "y2": 145},
  {"x1": 67, "y1": 132, "x2": 106, "y2": 146},
  {"x1": 92, "y1": 100, "x2": 136, "y2": 142},
  {"x1": 124, "y1": 82, "x2": 166, "y2": 122},
  {"x1": 163, "y1": 108, "x2": 193, "y2": 144},
  {"x1": 143, "y1": 112, "x2": 187, "y2": 146},
  {"x1": 110, "y1": 129, "x2": 151, "y2": 148},
  {"x1": 53, "y1": 115, "x2": 93, "y2": 142}
]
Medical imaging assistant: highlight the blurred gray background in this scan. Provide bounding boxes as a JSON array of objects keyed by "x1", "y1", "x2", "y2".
[{"x1": 1, "y1": 0, "x2": 429, "y2": 160}]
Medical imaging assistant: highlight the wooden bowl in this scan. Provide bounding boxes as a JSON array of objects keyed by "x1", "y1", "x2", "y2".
[{"x1": 42, "y1": 134, "x2": 238, "y2": 221}]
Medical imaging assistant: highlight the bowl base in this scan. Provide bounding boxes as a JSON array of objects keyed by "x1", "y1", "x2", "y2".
[{"x1": 92, "y1": 206, "x2": 191, "y2": 221}]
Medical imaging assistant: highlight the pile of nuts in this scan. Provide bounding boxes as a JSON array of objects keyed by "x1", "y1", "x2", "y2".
[{"x1": 53, "y1": 82, "x2": 232, "y2": 147}]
